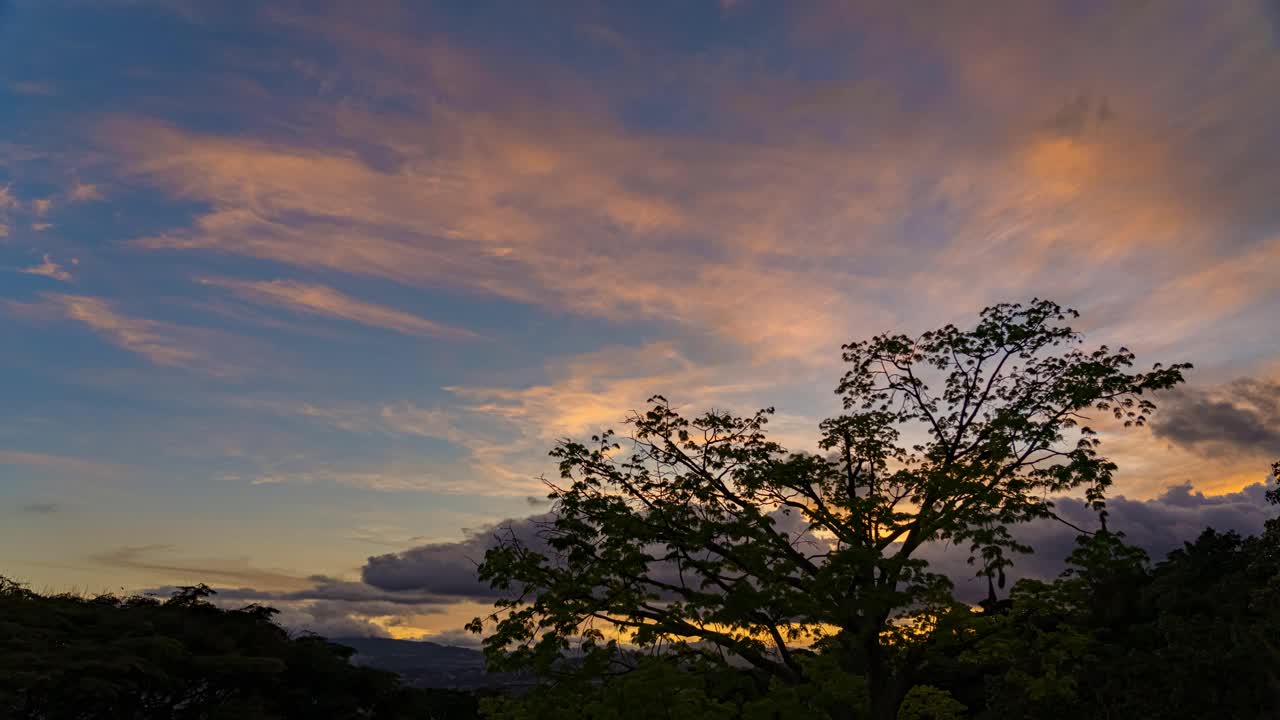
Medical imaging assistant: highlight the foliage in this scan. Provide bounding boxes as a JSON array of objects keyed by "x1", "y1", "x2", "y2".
[
  {"x1": 0, "y1": 581, "x2": 477, "y2": 720},
  {"x1": 895, "y1": 686, "x2": 966, "y2": 720},
  {"x1": 475, "y1": 459, "x2": 1280, "y2": 718},
  {"x1": 469, "y1": 300, "x2": 1189, "y2": 720},
  {"x1": 947, "y1": 514, "x2": 1280, "y2": 719},
  {"x1": 478, "y1": 657, "x2": 748, "y2": 720}
]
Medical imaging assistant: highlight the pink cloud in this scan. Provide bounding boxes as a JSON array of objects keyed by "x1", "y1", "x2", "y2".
[
  {"x1": 69, "y1": 181, "x2": 103, "y2": 202},
  {"x1": 8, "y1": 294, "x2": 257, "y2": 376},
  {"x1": 21, "y1": 255, "x2": 74, "y2": 282},
  {"x1": 0, "y1": 449, "x2": 126, "y2": 480},
  {"x1": 198, "y1": 276, "x2": 479, "y2": 339}
]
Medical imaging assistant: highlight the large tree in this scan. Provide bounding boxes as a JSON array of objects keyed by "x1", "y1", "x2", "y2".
[{"x1": 469, "y1": 300, "x2": 1189, "y2": 720}]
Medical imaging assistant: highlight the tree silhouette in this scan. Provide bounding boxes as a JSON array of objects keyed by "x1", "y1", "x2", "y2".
[
  {"x1": 0, "y1": 581, "x2": 477, "y2": 719},
  {"x1": 469, "y1": 299, "x2": 1189, "y2": 720},
  {"x1": 959, "y1": 493, "x2": 1280, "y2": 719}
]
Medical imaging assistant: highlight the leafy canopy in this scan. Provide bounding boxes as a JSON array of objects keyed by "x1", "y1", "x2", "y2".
[
  {"x1": 470, "y1": 299, "x2": 1188, "y2": 719},
  {"x1": 0, "y1": 580, "x2": 475, "y2": 720}
]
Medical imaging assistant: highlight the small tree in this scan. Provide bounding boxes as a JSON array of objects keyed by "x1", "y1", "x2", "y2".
[{"x1": 470, "y1": 300, "x2": 1188, "y2": 720}]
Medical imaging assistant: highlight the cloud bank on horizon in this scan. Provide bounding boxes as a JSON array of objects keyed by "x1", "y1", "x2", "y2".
[
  {"x1": 148, "y1": 478, "x2": 1280, "y2": 641},
  {"x1": 1, "y1": 0, "x2": 1278, "y2": 639}
]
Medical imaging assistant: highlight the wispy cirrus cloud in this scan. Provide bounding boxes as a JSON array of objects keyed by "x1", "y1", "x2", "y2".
[
  {"x1": 303, "y1": 5, "x2": 1275, "y2": 494},
  {"x1": 446, "y1": 342, "x2": 771, "y2": 441},
  {"x1": 244, "y1": 465, "x2": 447, "y2": 493},
  {"x1": 6, "y1": 0, "x2": 1280, "y2": 606},
  {"x1": 197, "y1": 276, "x2": 478, "y2": 339},
  {"x1": 102, "y1": 0, "x2": 1280, "y2": 373},
  {"x1": 7, "y1": 293, "x2": 249, "y2": 374},
  {"x1": 68, "y1": 181, "x2": 102, "y2": 202},
  {"x1": 42, "y1": 294, "x2": 203, "y2": 367},
  {"x1": 0, "y1": 183, "x2": 15, "y2": 237},
  {"x1": 0, "y1": 449, "x2": 126, "y2": 480},
  {"x1": 7, "y1": 81, "x2": 56, "y2": 97},
  {"x1": 20, "y1": 254, "x2": 74, "y2": 282},
  {"x1": 236, "y1": 341, "x2": 824, "y2": 496},
  {"x1": 91, "y1": 544, "x2": 312, "y2": 592}
]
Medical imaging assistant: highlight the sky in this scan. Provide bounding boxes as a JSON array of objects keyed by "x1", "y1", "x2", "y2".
[{"x1": 1, "y1": 0, "x2": 1279, "y2": 642}]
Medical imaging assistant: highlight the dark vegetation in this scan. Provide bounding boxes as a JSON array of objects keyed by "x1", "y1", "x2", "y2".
[
  {"x1": 473, "y1": 518, "x2": 1280, "y2": 719},
  {"x1": 6, "y1": 519, "x2": 1279, "y2": 718},
  {"x1": 468, "y1": 301, "x2": 1277, "y2": 719},
  {"x1": 5, "y1": 302, "x2": 1278, "y2": 718},
  {"x1": 0, "y1": 581, "x2": 478, "y2": 719}
]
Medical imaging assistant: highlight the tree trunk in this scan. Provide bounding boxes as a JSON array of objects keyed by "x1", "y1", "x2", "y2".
[
  {"x1": 868, "y1": 672, "x2": 902, "y2": 720},
  {"x1": 865, "y1": 627, "x2": 910, "y2": 720}
]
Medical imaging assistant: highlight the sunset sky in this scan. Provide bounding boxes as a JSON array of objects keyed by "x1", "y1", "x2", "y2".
[{"x1": 2, "y1": 0, "x2": 1278, "y2": 641}]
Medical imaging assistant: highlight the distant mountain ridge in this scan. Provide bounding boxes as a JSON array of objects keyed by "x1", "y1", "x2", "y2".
[{"x1": 337, "y1": 637, "x2": 533, "y2": 691}]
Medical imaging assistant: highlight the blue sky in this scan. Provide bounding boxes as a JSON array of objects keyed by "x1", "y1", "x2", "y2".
[{"x1": 2, "y1": 0, "x2": 1278, "y2": 638}]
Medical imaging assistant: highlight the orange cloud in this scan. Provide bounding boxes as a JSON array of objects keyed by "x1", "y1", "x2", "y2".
[
  {"x1": 21, "y1": 255, "x2": 74, "y2": 282},
  {"x1": 1116, "y1": 235, "x2": 1280, "y2": 354},
  {"x1": 0, "y1": 184, "x2": 15, "y2": 237},
  {"x1": 105, "y1": 111, "x2": 887, "y2": 363},
  {"x1": 42, "y1": 293, "x2": 200, "y2": 366},
  {"x1": 223, "y1": 340, "x2": 804, "y2": 497},
  {"x1": 434, "y1": 341, "x2": 837, "y2": 491},
  {"x1": 1090, "y1": 423, "x2": 1277, "y2": 500},
  {"x1": 68, "y1": 181, "x2": 103, "y2": 202},
  {"x1": 105, "y1": 5, "x2": 1278, "y2": 369},
  {"x1": 247, "y1": 467, "x2": 448, "y2": 493},
  {"x1": 49, "y1": 294, "x2": 203, "y2": 367},
  {"x1": 95, "y1": 0, "x2": 1280, "y2": 501},
  {"x1": 10, "y1": 293, "x2": 254, "y2": 375},
  {"x1": 446, "y1": 342, "x2": 763, "y2": 439},
  {"x1": 198, "y1": 277, "x2": 479, "y2": 339}
]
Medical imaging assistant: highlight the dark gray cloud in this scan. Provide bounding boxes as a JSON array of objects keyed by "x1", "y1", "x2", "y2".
[
  {"x1": 361, "y1": 483, "x2": 1279, "y2": 606},
  {"x1": 1265, "y1": 0, "x2": 1280, "y2": 45},
  {"x1": 1151, "y1": 378, "x2": 1280, "y2": 457},
  {"x1": 257, "y1": 598, "x2": 394, "y2": 639},
  {"x1": 207, "y1": 575, "x2": 462, "y2": 607},
  {"x1": 179, "y1": 478, "x2": 1276, "y2": 644},
  {"x1": 360, "y1": 510, "x2": 828, "y2": 602},
  {"x1": 927, "y1": 481, "x2": 1279, "y2": 602},
  {"x1": 416, "y1": 628, "x2": 485, "y2": 649},
  {"x1": 362, "y1": 514, "x2": 556, "y2": 597},
  {"x1": 20, "y1": 502, "x2": 60, "y2": 514},
  {"x1": 144, "y1": 576, "x2": 459, "y2": 640},
  {"x1": 142, "y1": 586, "x2": 394, "y2": 639}
]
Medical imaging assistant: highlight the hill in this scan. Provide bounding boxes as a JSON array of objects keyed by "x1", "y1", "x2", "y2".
[{"x1": 338, "y1": 637, "x2": 528, "y2": 691}]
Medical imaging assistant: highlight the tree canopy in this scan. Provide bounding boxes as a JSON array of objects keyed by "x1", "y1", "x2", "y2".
[
  {"x1": 469, "y1": 299, "x2": 1192, "y2": 720},
  {"x1": 0, "y1": 580, "x2": 477, "y2": 720},
  {"x1": 948, "y1": 519, "x2": 1280, "y2": 718}
]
